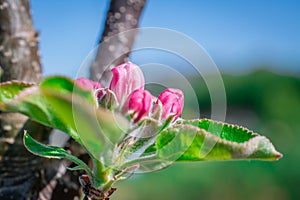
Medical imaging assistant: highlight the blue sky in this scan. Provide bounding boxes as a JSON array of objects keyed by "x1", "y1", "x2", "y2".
[{"x1": 31, "y1": 0, "x2": 300, "y2": 77}]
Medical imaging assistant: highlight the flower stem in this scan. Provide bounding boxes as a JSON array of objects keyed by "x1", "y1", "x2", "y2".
[{"x1": 92, "y1": 157, "x2": 110, "y2": 188}]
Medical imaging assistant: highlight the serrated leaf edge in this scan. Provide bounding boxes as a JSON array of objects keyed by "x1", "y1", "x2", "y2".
[
  {"x1": 179, "y1": 118, "x2": 259, "y2": 137},
  {"x1": 168, "y1": 123, "x2": 282, "y2": 160},
  {"x1": 0, "y1": 80, "x2": 36, "y2": 86}
]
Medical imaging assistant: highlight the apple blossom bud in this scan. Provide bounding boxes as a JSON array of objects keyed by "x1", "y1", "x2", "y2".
[
  {"x1": 109, "y1": 62, "x2": 145, "y2": 105},
  {"x1": 122, "y1": 89, "x2": 155, "y2": 123},
  {"x1": 75, "y1": 77, "x2": 102, "y2": 91},
  {"x1": 156, "y1": 88, "x2": 184, "y2": 121}
]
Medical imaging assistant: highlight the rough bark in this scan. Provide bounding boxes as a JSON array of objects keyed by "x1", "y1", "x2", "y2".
[
  {"x1": 0, "y1": 121, "x2": 51, "y2": 199},
  {"x1": 0, "y1": 0, "x2": 42, "y2": 82},
  {"x1": 90, "y1": 0, "x2": 146, "y2": 85},
  {"x1": 0, "y1": 0, "x2": 50, "y2": 199},
  {"x1": 0, "y1": 0, "x2": 42, "y2": 153},
  {"x1": 0, "y1": 0, "x2": 42, "y2": 152}
]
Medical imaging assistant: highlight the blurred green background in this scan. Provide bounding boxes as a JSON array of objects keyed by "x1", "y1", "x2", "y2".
[{"x1": 112, "y1": 71, "x2": 299, "y2": 200}]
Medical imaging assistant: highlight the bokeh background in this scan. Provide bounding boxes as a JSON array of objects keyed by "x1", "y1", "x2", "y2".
[{"x1": 31, "y1": 0, "x2": 299, "y2": 199}]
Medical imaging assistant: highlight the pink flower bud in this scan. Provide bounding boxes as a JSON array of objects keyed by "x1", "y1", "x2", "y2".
[
  {"x1": 122, "y1": 89, "x2": 155, "y2": 123},
  {"x1": 156, "y1": 88, "x2": 184, "y2": 121},
  {"x1": 109, "y1": 62, "x2": 145, "y2": 105},
  {"x1": 75, "y1": 77, "x2": 102, "y2": 91}
]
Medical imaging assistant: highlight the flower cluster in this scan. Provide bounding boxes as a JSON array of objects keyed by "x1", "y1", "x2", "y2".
[{"x1": 75, "y1": 62, "x2": 184, "y2": 124}]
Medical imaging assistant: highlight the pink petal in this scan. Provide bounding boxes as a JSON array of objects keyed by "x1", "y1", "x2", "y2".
[
  {"x1": 123, "y1": 89, "x2": 155, "y2": 123},
  {"x1": 156, "y1": 88, "x2": 184, "y2": 121},
  {"x1": 109, "y1": 62, "x2": 145, "y2": 105},
  {"x1": 75, "y1": 77, "x2": 102, "y2": 90}
]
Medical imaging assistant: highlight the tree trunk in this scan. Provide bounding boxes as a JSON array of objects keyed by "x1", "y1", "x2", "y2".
[
  {"x1": 0, "y1": 0, "x2": 51, "y2": 199},
  {"x1": 0, "y1": 0, "x2": 42, "y2": 153}
]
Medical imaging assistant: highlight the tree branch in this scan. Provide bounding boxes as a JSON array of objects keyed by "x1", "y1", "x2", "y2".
[{"x1": 90, "y1": 0, "x2": 146, "y2": 84}]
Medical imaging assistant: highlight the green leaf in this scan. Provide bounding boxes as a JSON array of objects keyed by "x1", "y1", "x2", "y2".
[
  {"x1": 42, "y1": 89, "x2": 129, "y2": 159},
  {"x1": 40, "y1": 76, "x2": 97, "y2": 106},
  {"x1": 0, "y1": 76, "x2": 101, "y2": 142},
  {"x1": 23, "y1": 131, "x2": 93, "y2": 177},
  {"x1": 0, "y1": 81, "x2": 35, "y2": 107},
  {"x1": 156, "y1": 119, "x2": 282, "y2": 162},
  {"x1": 67, "y1": 165, "x2": 86, "y2": 171},
  {"x1": 181, "y1": 119, "x2": 257, "y2": 143},
  {"x1": 125, "y1": 119, "x2": 282, "y2": 170},
  {"x1": 1, "y1": 85, "x2": 80, "y2": 141},
  {"x1": 0, "y1": 76, "x2": 129, "y2": 165},
  {"x1": 111, "y1": 118, "x2": 170, "y2": 169}
]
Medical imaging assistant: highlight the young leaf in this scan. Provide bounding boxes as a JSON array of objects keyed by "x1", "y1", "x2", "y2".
[
  {"x1": 23, "y1": 131, "x2": 93, "y2": 177},
  {"x1": 0, "y1": 76, "x2": 104, "y2": 143},
  {"x1": 180, "y1": 119, "x2": 256, "y2": 143},
  {"x1": 156, "y1": 119, "x2": 282, "y2": 162},
  {"x1": 111, "y1": 118, "x2": 172, "y2": 169},
  {"x1": 0, "y1": 76, "x2": 97, "y2": 142},
  {"x1": 1, "y1": 86, "x2": 80, "y2": 142},
  {"x1": 41, "y1": 89, "x2": 129, "y2": 159},
  {"x1": 123, "y1": 119, "x2": 282, "y2": 171},
  {"x1": 0, "y1": 81, "x2": 35, "y2": 107},
  {"x1": 0, "y1": 76, "x2": 129, "y2": 165},
  {"x1": 40, "y1": 76, "x2": 98, "y2": 106},
  {"x1": 67, "y1": 166, "x2": 86, "y2": 171}
]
